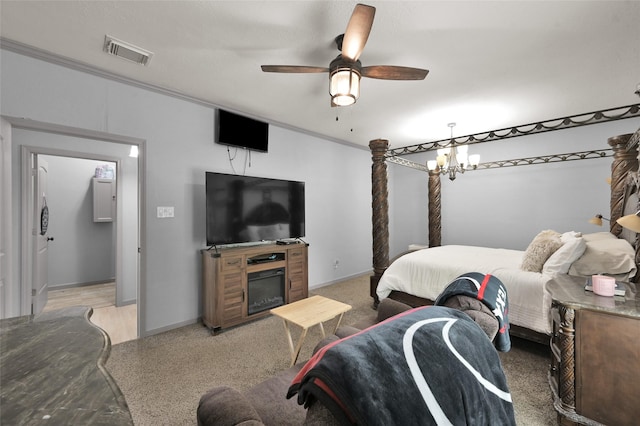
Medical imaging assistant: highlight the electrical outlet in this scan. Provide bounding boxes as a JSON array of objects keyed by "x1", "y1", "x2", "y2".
[{"x1": 334, "y1": 259, "x2": 340, "y2": 269}]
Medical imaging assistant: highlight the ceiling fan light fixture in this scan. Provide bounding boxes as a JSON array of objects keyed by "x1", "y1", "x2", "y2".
[
  {"x1": 262, "y1": 4, "x2": 428, "y2": 106},
  {"x1": 330, "y1": 67, "x2": 360, "y2": 107}
]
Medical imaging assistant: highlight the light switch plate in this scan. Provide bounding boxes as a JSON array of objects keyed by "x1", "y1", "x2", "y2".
[{"x1": 157, "y1": 206, "x2": 175, "y2": 218}]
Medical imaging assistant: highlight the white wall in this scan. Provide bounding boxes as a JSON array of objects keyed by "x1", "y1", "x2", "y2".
[
  {"x1": 389, "y1": 117, "x2": 640, "y2": 258},
  {"x1": 1, "y1": 49, "x2": 373, "y2": 335}
]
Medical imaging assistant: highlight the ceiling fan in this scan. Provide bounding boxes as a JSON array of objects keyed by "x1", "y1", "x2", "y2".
[{"x1": 261, "y1": 3, "x2": 429, "y2": 107}]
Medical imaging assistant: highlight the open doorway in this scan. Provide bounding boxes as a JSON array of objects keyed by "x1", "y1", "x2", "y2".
[
  {"x1": 22, "y1": 148, "x2": 138, "y2": 344},
  {"x1": 34, "y1": 155, "x2": 136, "y2": 343},
  {"x1": 3, "y1": 116, "x2": 145, "y2": 344}
]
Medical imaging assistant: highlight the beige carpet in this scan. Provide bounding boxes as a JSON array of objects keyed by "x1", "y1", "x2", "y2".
[{"x1": 106, "y1": 275, "x2": 556, "y2": 425}]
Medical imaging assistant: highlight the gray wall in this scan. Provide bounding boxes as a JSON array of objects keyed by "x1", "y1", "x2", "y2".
[
  {"x1": 4, "y1": 46, "x2": 639, "y2": 336},
  {"x1": 388, "y1": 117, "x2": 640, "y2": 257},
  {"x1": 1, "y1": 48, "x2": 372, "y2": 335},
  {"x1": 42, "y1": 155, "x2": 116, "y2": 288}
]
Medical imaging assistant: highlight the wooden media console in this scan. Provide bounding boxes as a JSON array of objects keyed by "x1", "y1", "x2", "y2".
[{"x1": 201, "y1": 242, "x2": 308, "y2": 333}]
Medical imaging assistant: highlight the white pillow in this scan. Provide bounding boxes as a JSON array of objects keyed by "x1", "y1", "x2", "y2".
[
  {"x1": 582, "y1": 232, "x2": 617, "y2": 242},
  {"x1": 569, "y1": 237, "x2": 637, "y2": 279},
  {"x1": 542, "y1": 232, "x2": 587, "y2": 275}
]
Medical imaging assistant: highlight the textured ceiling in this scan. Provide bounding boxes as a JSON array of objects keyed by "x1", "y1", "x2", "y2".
[{"x1": 1, "y1": 1, "x2": 639, "y2": 149}]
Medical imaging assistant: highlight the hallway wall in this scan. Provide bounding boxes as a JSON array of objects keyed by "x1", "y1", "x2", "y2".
[{"x1": 42, "y1": 155, "x2": 116, "y2": 288}]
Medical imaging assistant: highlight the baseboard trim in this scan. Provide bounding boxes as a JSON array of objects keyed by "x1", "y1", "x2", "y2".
[
  {"x1": 141, "y1": 272, "x2": 373, "y2": 338},
  {"x1": 142, "y1": 318, "x2": 200, "y2": 338},
  {"x1": 49, "y1": 279, "x2": 115, "y2": 290},
  {"x1": 116, "y1": 299, "x2": 137, "y2": 308},
  {"x1": 310, "y1": 270, "x2": 373, "y2": 290}
]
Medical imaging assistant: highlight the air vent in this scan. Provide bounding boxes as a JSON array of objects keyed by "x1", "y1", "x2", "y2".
[{"x1": 103, "y1": 35, "x2": 153, "y2": 66}]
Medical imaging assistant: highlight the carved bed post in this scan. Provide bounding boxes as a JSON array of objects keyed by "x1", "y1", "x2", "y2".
[
  {"x1": 608, "y1": 133, "x2": 637, "y2": 237},
  {"x1": 428, "y1": 170, "x2": 442, "y2": 247},
  {"x1": 370, "y1": 139, "x2": 390, "y2": 307}
]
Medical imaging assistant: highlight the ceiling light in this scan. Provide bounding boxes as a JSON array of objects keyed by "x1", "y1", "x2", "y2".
[
  {"x1": 329, "y1": 56, "x2": 361, "y2": 107},
  {"x1": 426, "y1": 123, "x2": 480, "y2": 181},
  {"x1": 330, "y1": 67, "x2": 360, "y2": 107}
]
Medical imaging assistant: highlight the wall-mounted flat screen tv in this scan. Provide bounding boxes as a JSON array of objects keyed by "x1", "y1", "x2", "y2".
[
  {"x1": 215, "y1": 109, "x2": 269, "y2": 152},
  {"x1": 205, "y1": 172, "x2": 305, "y2": 246}
]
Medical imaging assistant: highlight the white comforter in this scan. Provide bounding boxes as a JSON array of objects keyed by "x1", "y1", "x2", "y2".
[{"x1": 376, "y1": 245, "x2": 553, "y2": 334}]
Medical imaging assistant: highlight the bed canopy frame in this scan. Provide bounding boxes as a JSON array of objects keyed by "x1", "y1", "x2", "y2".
[{"x1": 369, "y1": 104, "x2": 640, "y2": 307}]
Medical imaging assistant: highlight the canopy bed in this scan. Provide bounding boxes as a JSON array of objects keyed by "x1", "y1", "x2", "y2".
[{"x1": 368, "y1": 104, "x2": 640, "y2": 343}]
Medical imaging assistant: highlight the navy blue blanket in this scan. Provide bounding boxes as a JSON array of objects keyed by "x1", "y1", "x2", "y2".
[
  {"x1": 436, "y1": 272, "x2": 511, "y2": 352},
  {"x1": 288, "y1": 306, "x2": 515, "y2": 426}
]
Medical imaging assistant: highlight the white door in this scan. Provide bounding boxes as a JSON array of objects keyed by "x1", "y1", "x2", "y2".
[{"x1": 32, "y1": 156, "x2": 50, "y2": 314}]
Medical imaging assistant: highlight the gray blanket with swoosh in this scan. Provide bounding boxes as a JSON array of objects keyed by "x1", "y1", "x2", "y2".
[{"x1": 287, "y1": 306, "x2": 515, "y2": 426}]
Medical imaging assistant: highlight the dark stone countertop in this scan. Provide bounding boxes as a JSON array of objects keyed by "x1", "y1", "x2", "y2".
[
  {"x1": 0, "y1": 306, "x2": 133, "y2": 425},
  {"x1": 547, "y1": 274, "x2": 640, "y2": 318}
]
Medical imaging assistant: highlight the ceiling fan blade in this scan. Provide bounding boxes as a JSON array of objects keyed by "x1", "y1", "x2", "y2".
[
  {"x1": 361, "y1": 66, "x2": 429, "y2": 80},
  {"x1": 261, "y1": 65, "x2": 329, "y2": 73},
  {"x1": 341, "y1": 4, "x2": 376, "y2": 61}
]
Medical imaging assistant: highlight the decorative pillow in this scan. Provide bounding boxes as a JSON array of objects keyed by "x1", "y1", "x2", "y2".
[
  {"x1": 568, "y1": 237, "x2": 637, "y2": 279},
  {"x1": 521, "y1": 230, "x2": 563, "y2": 272},
  {"x1": 542, "y1": 232, "x2": 587, "y2": 275}
]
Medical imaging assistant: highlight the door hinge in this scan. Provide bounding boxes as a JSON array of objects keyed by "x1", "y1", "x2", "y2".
[{"x1": 32, "y1": 289, "x2": 36, "y2": 297}]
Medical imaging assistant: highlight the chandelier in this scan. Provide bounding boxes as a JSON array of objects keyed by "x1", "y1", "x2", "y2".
[{"x1": 427, "y1": 123, "x2": 480, "y2": 181}]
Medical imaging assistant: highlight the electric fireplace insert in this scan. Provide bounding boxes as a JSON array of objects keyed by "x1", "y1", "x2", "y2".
[{"x1": 247, "y1": 267, "x2": 285, "y2": 315}]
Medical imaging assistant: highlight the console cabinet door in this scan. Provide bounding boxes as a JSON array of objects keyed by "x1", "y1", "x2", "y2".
[
  {"x1": 287, "y1": 247, "x2": 308, "y2": 303},
  {"x1": 219, "y1": 255, "x2": 245, "y2": 327},
  {"x1": 202, "y1": 251, "x2": 245, "y2": 331}
]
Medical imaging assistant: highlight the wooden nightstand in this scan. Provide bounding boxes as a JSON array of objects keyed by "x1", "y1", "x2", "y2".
[{"x1": 547, "y1": 275, "x2": 640, "y2": 425}]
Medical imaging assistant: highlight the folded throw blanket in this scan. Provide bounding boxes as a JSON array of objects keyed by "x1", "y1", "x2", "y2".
[
  {"x1": 288, "y1": 306, "x2": 515, "y2": 426},
  {"x1": 435, "y1": 272, "x2": 511, "y2": 352}
]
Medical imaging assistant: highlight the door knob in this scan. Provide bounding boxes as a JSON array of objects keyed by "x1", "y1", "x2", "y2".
[{"x1": 47, "y1": 237, "x2": 55, "y2": 241}]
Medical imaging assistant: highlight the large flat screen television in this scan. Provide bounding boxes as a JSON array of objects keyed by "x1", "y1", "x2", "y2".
[
  {"x1": 215, "y1": 109, "x2": 269, "y2": 152},
  {"x1": 205, "y1": 172, "x2": 305, "y2": 246}
]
